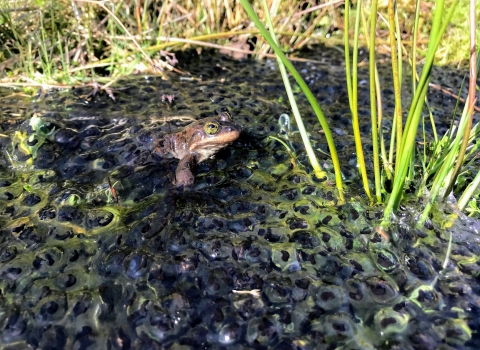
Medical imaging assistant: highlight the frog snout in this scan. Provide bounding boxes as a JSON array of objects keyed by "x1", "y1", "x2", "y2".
[{"x1": 224, "y1": 125, "x2": 241, "y2": 134}]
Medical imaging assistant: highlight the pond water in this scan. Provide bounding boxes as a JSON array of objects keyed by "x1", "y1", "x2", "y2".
[{"x1": 0, "y1": 46, "x2": 479, "y2": 349}]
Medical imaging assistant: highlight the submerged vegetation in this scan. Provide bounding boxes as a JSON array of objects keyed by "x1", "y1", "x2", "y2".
[{"x1": 0, "y1": 0, "x2": 479, "y2": 224}]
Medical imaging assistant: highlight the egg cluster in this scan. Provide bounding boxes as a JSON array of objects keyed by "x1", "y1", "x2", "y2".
[{"x1": 0, "y1": 47, "x2": 478, "y2": 349}]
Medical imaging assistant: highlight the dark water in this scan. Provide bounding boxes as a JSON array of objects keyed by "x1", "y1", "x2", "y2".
[{"x1": 0, "y1": 46, "x2": 479, "y2": 349}]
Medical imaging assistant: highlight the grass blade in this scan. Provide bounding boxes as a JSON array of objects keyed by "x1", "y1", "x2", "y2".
[
  {"x1": 344, "y1": 0, "x2": 353, "y2": 112},
  {"x1": 458, "y1": 169, "x2": 480, "y2": 211},
  {"x1": 239, "y1": 0, "x2": 344, "y2": 200},
  {"x1": 363, "y1": 0, "x2": 382, "y2": 202},
  {"x1": 260, "y1": 0, "x2": 325, "y2": 179},
  {"x1": 382, "y1": 0, "x2": 459, "y2": 224},
  {"x1": 442, "y1": 0, "x2": 477, "y2": 199},
  {"x1": 388, "y1": 0, "x2": 403, "y2": 174},
  {"x1": 350, "y1": 0, "x2": 372, "y2": 202}
]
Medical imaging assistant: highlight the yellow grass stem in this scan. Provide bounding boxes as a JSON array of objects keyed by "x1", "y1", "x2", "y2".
[
  {"x1": 442, "y1": 0, "x2": 477, "y2": 200},
  {"x1": 383, "y1": 0, "x2": 459, "y2": 225},
  {"x1": 261, "y1": 0, "x2": 326, "y2": 180},
  {"x1": 350, "y1": 0, "x2": 372, "y2": 202},
  {"x1": 363, "y1": 0, "x2": 382, "y2": 203},
  {"x1": 344, "y1": 0, "x2": 353, "y2": 112},
  {"x1": 240, "y1": 0, "x2": 344, "y2": 200},
  {"x1": 388, "y1": 0, "x2": 403, "y2": 175}
]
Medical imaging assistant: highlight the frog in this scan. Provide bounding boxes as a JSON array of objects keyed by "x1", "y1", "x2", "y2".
[{"x1": 153, "y1": 111, "x2": 241, "y2": 188}]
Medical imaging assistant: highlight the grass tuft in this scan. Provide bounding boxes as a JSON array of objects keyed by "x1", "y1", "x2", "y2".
[{"x1": 0, "y1": 0, "x2": 475, "y2": 88}]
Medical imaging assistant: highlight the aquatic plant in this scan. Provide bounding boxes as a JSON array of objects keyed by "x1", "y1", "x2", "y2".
[
  {"x1": 348, "y1": 0, "x2": 478, "y2": 227},
  {"x1": 345, "y1": 0, "x2": 478, "y2": 226},
  {"x1": 240, "y1": 0, "x2": 478, "y2": 227},
  {"x1": 8, "y1": 114, "x2": 55, "y2": 168},
  {"x1": 0, "y1": 0, "x2": 478, "y2": 222},
  {"x1": 240, "y1": 0, "x2": 344, "y2": 201},
  {"x1": 344, "y1": 0, "x2": 372, "y2": 203},
  {"x1": 379, "y1": 0, "x2": 477, "y2": 227}
]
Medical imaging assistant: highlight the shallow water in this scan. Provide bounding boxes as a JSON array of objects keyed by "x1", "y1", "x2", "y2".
[{"x1": 0, "y1": 46, "x2": 479, "y2": 349}]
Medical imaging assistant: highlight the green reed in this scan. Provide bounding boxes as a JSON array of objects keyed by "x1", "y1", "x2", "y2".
[
  {"x1": 387, "y1": 0, "x2": 403, "y2": 177},
  {"x1": 344, "y1": 0, "x2": 372, "y2": 203},
  {"x1": 259, "y1": 0, "x2": 326, "y2": 181},
  {"x1": 382, "y1": 0, "x2": 462, "y2": 225},
  {"x1": 240, "y1": 0, "x2": 478, "y2": 223},
  {"x1": 459, "y1": 169, "x2": 480, "y2": 213},
  {"x1": 364, "y1": 0, "x2": 382, "y2": 203},
  {"x1": 344, "y1": 0, "x2": 479, "y2": 226},
  {"x1": 418, "y1": 45, "x2": 478, "y2": 225},
  {"x1": 360, "y1": 5, "x2": 391, "y2": 185},
  {"x1": 239, "y1": 0, "x2": 345, "y2": 201}
]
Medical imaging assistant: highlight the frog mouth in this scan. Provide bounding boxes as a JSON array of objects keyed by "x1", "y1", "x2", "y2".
[
  {"x1": 193, "y1": 130, "x2": 240, "y2": 149},
  {"x1": 189, "y1": 128, "x2": 241, "y2": 160}
]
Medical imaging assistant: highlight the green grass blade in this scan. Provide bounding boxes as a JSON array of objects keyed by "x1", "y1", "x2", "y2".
[
  {"x1": 458, "y1": 169, "x2": 480, "y2": 211},
  {"x1": 40, "y1": 16, "x2": 52, "y2": 80},
  {"x1": 388, "y1": 0, "x2": 403, "y2": 173},
  {"x1": 394, "y1": 4, "x2": 403, "y2": 95},
  {"x1": 360, "y1": 2, "x2": 384, "y2": 198},
  {"x1": 351, "y1": 0, "x2": 372, "y2": 202},
  {"x1": 344, "y1": 0, "x2": 353, "y2": 112},
  {"x1": 383, "y1": 0, "x2": 460, "y2": 224},
  {"x1": 260, "y1": 0, "x2": 325, "y2": 179},
  {"x1": 442, "y1": 2, "x2": 477, "y2": 200},
  {"x1": 411, "y1": 0, "x2": 421, "y2": 94},
  {"x1": 367, "y1": 0, "x2": 381, "y2": 202},
  {"x1": 239, "y1": 0, "x2": 344, "y2": 200}
]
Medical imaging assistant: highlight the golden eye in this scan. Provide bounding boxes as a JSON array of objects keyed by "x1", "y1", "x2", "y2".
[{"x1": 204, "y1": 122, "x2": 219, "y2": 135}]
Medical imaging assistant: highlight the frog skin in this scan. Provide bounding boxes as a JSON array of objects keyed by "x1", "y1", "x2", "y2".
[{"x1": 153, "y1": 112, "x2": 241, "y2": 187}]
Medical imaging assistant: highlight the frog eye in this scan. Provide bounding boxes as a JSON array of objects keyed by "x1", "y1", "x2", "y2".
[{"x1": 204, "y1": 122, "x2": 220, "y2": 135}]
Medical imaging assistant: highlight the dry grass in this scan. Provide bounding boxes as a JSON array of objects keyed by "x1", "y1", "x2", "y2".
[{"x1": 0, "y1": 0, "x2": 474, "y2": 88}]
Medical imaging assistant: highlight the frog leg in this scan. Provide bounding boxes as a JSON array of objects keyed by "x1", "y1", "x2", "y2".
[{"x1": 175, "y1": 154, "x2": 198, "y2": 188}]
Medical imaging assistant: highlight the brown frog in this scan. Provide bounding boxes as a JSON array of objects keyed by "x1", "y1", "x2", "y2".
[{"x1": 154, "y1": 112, "x2": 241, "y2": 187}]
